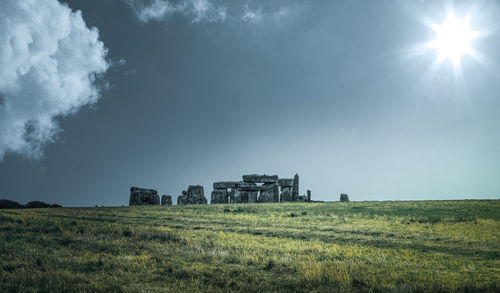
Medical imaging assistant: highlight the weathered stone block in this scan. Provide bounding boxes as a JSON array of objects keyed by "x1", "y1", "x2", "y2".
[
  {"x1": 213, "y1": 181, "x2": 240, "y2": 189},
  {"x1": 278, "y1": 179, "x2": 293, "y2": 187},
  {"x1": 280, "y1": 186, "x2": 292, "y2": 202},
  {"x1": 248, "y1": 191, "x2": 258, "y2": 203},
  {"x1": 161, "y1": 195, "x2": 172, "y2": 206},
  {"x1": 292, "y1": 174, "x2": 299, "y2": 201},
  {"x1": 213, "y1": 181, "x2": 256, "y2": 189},
  {"x1": 258, "y1": 183, "x2": 279, "y2": 203},
  {"x1": 178, "y1": 186, "x2": 207, "y2": 205},
  {"x1": 232, "y1": 189, "x2": 249, "y2": 204},
  {"x1": 239, "y1": 185, "x2": 266, "y2": 192},
  {"x1": 211, "y1": 189, "x2": 228, "y2": 204},
  {"x1": 242, "y1": 174, "x2": 278, "y2": 183},
  {"x1": 307, "y1": 190, "x2": 311, "y2": 202},
  {"x1": 177, "y1": 194, "x2": 187, "y2": 205},
  {"x1": 340, "y1": 194, "x2": 349, "y2": 202},
  {"x1": 129, "y1": 187, "x2": 160, "y2": 206},
  {"x1": 187, "y1": 185, "x2": 207, "y2": 204}
]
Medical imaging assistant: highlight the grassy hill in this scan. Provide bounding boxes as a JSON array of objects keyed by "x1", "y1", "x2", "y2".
[{"x1": 0, "y1": 200, "x2": 499, "y2": 292}]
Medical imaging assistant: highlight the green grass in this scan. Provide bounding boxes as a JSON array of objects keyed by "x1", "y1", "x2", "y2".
[{"x1": 0, "y1": 200, "x2": 499, "y2": 292}]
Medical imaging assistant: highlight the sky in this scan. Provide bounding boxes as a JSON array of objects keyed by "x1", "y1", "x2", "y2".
[{"x1": 0, "y1": 0, "x2": 499, "y2": 206}]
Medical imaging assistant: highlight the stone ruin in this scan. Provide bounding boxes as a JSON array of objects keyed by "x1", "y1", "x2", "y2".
[
  {"x1": 340, "y1": 193, "x2": 349, "y2": 202},
  {"x1": 177, "y1": 185, "x2": 208, "y2": 205},
  {"x1": 161, "y1": 195, "x2": 172, "y2": 206},
  {"x1": 211, "y1": 174, "x2": 310, "y2": 204},
  {"x1": 129, "y1": 175, "x2": 310, "y2": 206},
  {"x1": 129, "y1": 187, "x2": 160, "y2": 206}
]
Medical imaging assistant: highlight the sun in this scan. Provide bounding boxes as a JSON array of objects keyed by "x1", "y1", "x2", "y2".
[{"x1": 427, "y1": 12, "x2": 479, "y2": 67}]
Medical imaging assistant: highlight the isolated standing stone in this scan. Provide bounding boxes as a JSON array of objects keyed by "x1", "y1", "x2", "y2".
[
  {"x1": 292, "y1": 174, "x2": 299, "y2": 201},
  {"x1": 340, "y1": 194, "x2": 350, "y2": 202},
  {"x1": 307, "y1": 190, "x2": 311, "y2": 202}
]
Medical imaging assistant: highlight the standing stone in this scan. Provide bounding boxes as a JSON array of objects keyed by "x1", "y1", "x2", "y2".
[
  {"x1": 232, "y1": 189, "x2": 243, "y2": 203},
  {"x1": 211, "y1": 189, "x2": 228, "y2": 204},
  {"x1": 258, "y1": 183, "x2": 279, "y2": 203},
  {"x1": 292, "y1": 174, "x2": 299, "y2": 201},
  {"x1": 177, "y1": 190, "x2": 188, "y2": 205},
  {"x1": 280, "y1": 186, "x2": 292, "y2": 202},
  {"x1": 161, "y1": 195, "x2": 172, "y2": 206},
  {"x1": 307, "y1": 190, "x2": 311, "y2": 202},
  {"x1": 240, "y1": 191, "x2": 249, "y2": 203},
  {"x1": 186, "y1": 185, "x2": 207, "y2": 204},
  {"x1": 129, "y1": 187, "x2": 160, "y2": 206},
  {"x1": 230, "y1": 189, "x2": 249, "y2": 203},
  {"x1": 340, "y1": 194, "x2": 350, "y2": 202},
  {"x1": 248, "y1": 191, "x2": 258, "y2": 203}
]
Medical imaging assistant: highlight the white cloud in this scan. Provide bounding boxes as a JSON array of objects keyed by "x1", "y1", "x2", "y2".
[
  {"x1": 0, "y1": 0, "x2": 109, "y2": 160},
  {"x1": 135, "y1": 0, "x2": 172, "y2": 22},
  {"x1": 126, "y1": 0, "x2": 304, "y2": 27},
  {"x1": 240, "y1": 3, "x2": 304, "y2": 27},
  {"x1": 126, "y1": 0, "x2": 227, "y2": 24},
  {"x1": 241, "y1": 4, "x2": 263, "y2": 24}
]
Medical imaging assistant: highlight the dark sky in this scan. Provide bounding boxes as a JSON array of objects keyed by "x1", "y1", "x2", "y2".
[{"x1": 1, "y1": 0, "x2": 499, "y2": 206}]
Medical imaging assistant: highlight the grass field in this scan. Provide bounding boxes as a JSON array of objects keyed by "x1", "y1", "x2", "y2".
[{"x1": 0, "y1": 200, "x2": 499, "y2": 292}]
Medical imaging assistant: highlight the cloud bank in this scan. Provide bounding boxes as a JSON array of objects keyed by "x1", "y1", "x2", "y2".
[
  {"x1": 126, "y1": 0, "x2": 303, "y2": 26},
  {"x1": 0, "y1": 0, "x2": 109, "y2": 160},
  {"x1": 126, "y1": 0, "x2": 227, "y2": 23}
]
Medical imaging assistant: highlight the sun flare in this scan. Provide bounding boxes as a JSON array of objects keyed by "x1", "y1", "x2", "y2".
[{"x1": 427, "y1": 12, "x2": 479, "y2": 67}]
